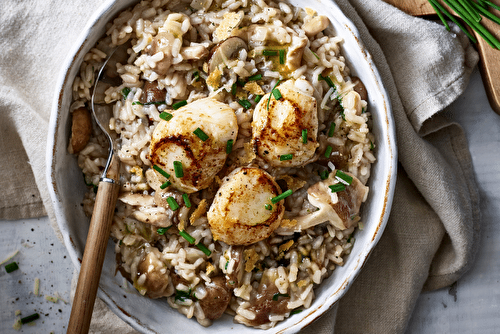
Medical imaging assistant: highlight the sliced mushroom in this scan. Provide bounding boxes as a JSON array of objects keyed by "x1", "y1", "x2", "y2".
[
  {"x1": 285, "y1": 35, "x2": 308, "y2": 72},
  {"x1": 351, "y1": 76, "x2": 368, "y2": 102},
  {"x1": 207, "y1": 36, "x2": 247, "y2": 74},
  {"x1": 285, "y1": 170, "x2": 369, "y2": 231},
  {"x1": 180, "y1": 44, "x2": 209, "y2": 60},
  {"x1": 69, "y1": 107, "x2": 92, "y2": 154},
  {"x1": 225, "y1": 246, "x2": 244, "y2": 288},
  {"x1": 190, "y1": 0, "x2": 213, "y2": 11},
  {"x1": 148, "y1": 13, "x2": 190, "y2": 75},
  {"x1": 199, "y1": 276, "x2": 232, "y2": 320},
  {"x1": 302, "y1": 15, "x2": 330, "y2": 37},
  {"x1": 136, "y1": 249, "x2": 174, "y2": 299},
  {"x1": 140, "y1": 81, "x2": 166, "y2": 104},
  {"x1": 119, "y1": 193, "x2": 156, "y2": 206}
]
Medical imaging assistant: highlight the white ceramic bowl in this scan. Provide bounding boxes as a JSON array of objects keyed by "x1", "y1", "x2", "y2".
[{"x1": 47, "y1": 1, "x2": 397, "y2": 332}]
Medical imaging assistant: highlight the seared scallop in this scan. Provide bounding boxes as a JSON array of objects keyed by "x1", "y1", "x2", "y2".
[
  {"x1": 149, "y1": 97, "x2": 238, "y2": 193},
  {"x1": 207, "y1": 167, "x2": 285, "y2": 245},
  {"x1": 252, "y1": 79, "x2": 319, "y2": 167}
]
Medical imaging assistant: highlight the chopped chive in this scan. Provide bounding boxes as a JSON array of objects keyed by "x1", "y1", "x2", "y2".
[
  {"x1": 121, "y1": 87, "x2": 131, "y2": 98},
  {"x1": 272, "y1": 88, "x2": 282, "y2": 101},
  {"x1": 272, "y1": 293, "x2": 290, "y2": 301},
  {"x1": 5, "y1": 262, "x2": 19, "y2": 273},
  {"x1": 226, "y1": 139, "x2": 234, "y2": 154},
  {"x1": 144, "y1": 100, "x2": 166, "y2": 105},
  {"x1": 267, "y1": 79, "x2": 282, "y2": 110},
  {"x1": 182, "y1": 193, "x2": 191, "y2": 208},
  {"x1": 132, "y1": 101, "x2": 143, "y2": 105},
  {"x1": 302, "y1": 129, "x2": 308, "y2": 144},
  {"x1": 238, "y1": 99, "x2": 252, "y2": 109},
  {"x1": 159, "y1": 111, "x2": 173, "y2": 121},
  {"x1": 160, "y1": 181, "x2": 171, "y2": 189},
  {"x1": 172, "y1": 100, "x2": 187, "y2": 110},
  {"x1": 328, "y1": 122, "x2": 336, "y2": 137},
  {"x1": 482, "y1": 0, "x2": 500, "y2": 11},
  {"x1": 157, "y1": 226, "x2": 171, "y2": 235},
  {"x1": 237, "y1": 78, "x2": 246, "y2": 86},
  {"x1": 254, "y1": 94, "x2": 263, "y2": 103},
  {"x1": 318, "y1": 74, "x2": 335, "y2": 88},
  {"x1": 231, "y1": 83, "x2": 237, "y2": 96},
  {"x1": 193, "y1": 70, "x2": 200, "y2": 82},
  {"x1": 193, "y1": 127, "x2": 209, "y2": 141},
  {"x1": 173, "y1": 161, "x2": 184, "y2": 178},
  {"x1": 291, "y1": 309, "x2": 303, "y2": 315},
  {"x1": 335, "y1": 170, "x2": 353, "y2": 185},
  {"x1": 248, "y1": 73, "x2": 262, "y2": 81},
  {"x1": 20, "y1": 313, "x2": 39, "y2": 324},
  {"x1": 370, "y1": 141, "x2": 375, "y2": 150},
  {"x1": 262, "y1": 50, "x2": 278, "y2": 56},
  {"x1": 324, "y1": 145, "x2": 333, "y2": 158},
  {"x1": 329, "y1": 183, "x2": 346, "y2": 193},
  {"x1": 179, "y1": 230, "x2": 196, "y2": 244},
  {"x1": 319, "y1": 170, "x2": 330, "y2": 180},
  {"x1": 280, "y1": 153, "x2": 293, "y2": 161},
  {"x1": 265, "y1": 204, "x2": 273, "y2": 210},
  {"x1": 153, "y1": 165, "x2": 170, "y2": 179},
  {"x1": 312, "y1": 51, "x2": 320, "y2": 59},
  {"x1": 196, "y1": 243, "x2": 212, "y2": 256},
  {"x1": 166, "y1": 196, "x2": 180, "y2": 210},
  {"x1": 429, "y1": 0, "x2": 478, "y2": 43},
  {"x1": 271, "y1": 189, "x2": 293, "y2": 204},
  {"x1": 279, "y1": 49, "x2": 286, "y2": 64}
]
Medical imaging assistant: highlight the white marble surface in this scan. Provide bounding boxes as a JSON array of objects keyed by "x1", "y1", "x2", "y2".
[{"x1": 1, "y1": 67, "x2": 499, "y2": 333}]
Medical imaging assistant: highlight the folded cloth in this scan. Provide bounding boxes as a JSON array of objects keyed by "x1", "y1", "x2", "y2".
[{"x1": 0, "y1": 0, "x2": 480, "y2": 333}]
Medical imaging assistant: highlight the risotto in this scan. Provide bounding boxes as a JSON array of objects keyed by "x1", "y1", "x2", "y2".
[{"x1": 69, "y1": 0, "x2": 376, "y2": 329}]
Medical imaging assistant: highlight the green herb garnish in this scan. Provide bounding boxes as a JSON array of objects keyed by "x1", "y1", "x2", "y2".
[
  {"x1": 121, "y1": 87, "x2": 131, "y2": 98},
  {"x1": 226, "y1": 139, "x2": 234, "y2": 154},
  {"x1": 267, "y1": 79, "x2": 282, "y2": 110},
  {"x1": 262, "y1": 50, "x2": 278, "y2": 56},
  {"x1": 254, "y1": 94, "x2": 263, "y2": 103},
  {"x1": 166, "y1": 196, "x2": 180, "y2": 210},
  {"x1": 324, "y1": 145, "x2": 333, "y2": 158},
  {"x1": 172, "y1": 100, "x2": 187, "y2": 110},
  {"x1": 248, "y1": 73, "x2": 262, "y2": 81},
  {"x1": 193, "y1": 127, "x2": 209, "y2": 141},
  {"x1": 328, "y1": 122, "x2": 336, "y2": 137},
  {"x1": 196, "y1": 243, "x2": 211, "y2": 256},
  {"x1": 160, "y1": 181, "x2": 171, "y2": 189},
  {"x1": 272, "y1": 88, "x2": 282, "y2": 101},
  {"x1": 335, "y1": 170, "x2": 353, "y2": 185},
  {"x1": 175, "y1": 289, "x2": 192, "y2": 302},
  {"x1": 318, "y1": 74, "x2": 335, "y2": 88},
  {"x1": 231, "y1": 83, "x2": 237, "y2": 96},
  {"x1": 302, "y1": 129, "x2": 308, "y2": 144},
  {"x1": 238, "y1": 99, "x2": 252, "y2": 109},
  {"x1": 182, "y1": 193, "x2": 191, "y2": 208},
  {"x1": 173, "y1": 161, "x2": 183, "y2": 178},
  {"x1": 280, "y1": 153, "x2": 293, "y2": 161},
  {"x1": 157, "y1": 226, "x2": 171, "y2": 235},
  {"x1": 272, "y1": 293, "x2": 290, "y2": 301},
  {"x1": 20, "y1": 313, "x2": 39, "y2": 324},
  {"x1": 271, "y1": 189, "x2": 293, "y2": 204},
  {"x1": 428, "y1": 0, "x2": 500, "y2": 49},
  {"x1": 153, "y1": 165, "x2": 170, "y2": 179},
  {"x1": 319, "y1": 170, "x2": 330, "y2": 180},
  {"x1": 265, "y1": 204, "x2": 273, "y2": 210},
  {"x1": 5, "y1": 262, "x2": 19, "y2": 273},
  {"x1": 179, "y1": 230, "x2": 196, "y2": 244},
  {"x1": 329, "y1": 183, "x2": 346, "y2": 193},
  {"x1": 290, "y1": 309, "x2": 303, "y2": 315},
  {"x1": 279, "y1": 49, "x2": 286, "y2": 64},
  {"x1": 159, "y1": 111, "x2": 173, "y2": 121}
]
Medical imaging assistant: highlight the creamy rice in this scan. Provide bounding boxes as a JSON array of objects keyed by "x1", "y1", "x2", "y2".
[{"x1": 70, "y1": 0, "x2": 376, "y2": 328}]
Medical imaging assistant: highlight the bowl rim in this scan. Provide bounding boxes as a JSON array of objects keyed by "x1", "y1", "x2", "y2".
[{"x1": 46, "y1": 0, "x2": 397, "y2": 332}]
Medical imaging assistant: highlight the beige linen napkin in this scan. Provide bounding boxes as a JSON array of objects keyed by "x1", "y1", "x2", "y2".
[{"x1": 0, "y1": 0, "x2": 480, "y2": 333}]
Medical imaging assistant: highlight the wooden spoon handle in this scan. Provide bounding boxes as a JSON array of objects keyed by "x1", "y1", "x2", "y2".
[{"x1": 67, "y1": 169, "x2": 120, "y2": 333}]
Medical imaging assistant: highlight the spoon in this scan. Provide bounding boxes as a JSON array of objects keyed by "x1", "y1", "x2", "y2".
[{"x1": 67, "y1": 49, "x2": 121, "y2": 334}]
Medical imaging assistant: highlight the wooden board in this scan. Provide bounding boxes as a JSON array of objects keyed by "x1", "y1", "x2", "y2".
[{"x1": 383, "y1": 0, "x2": 500, "y2": 115}]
